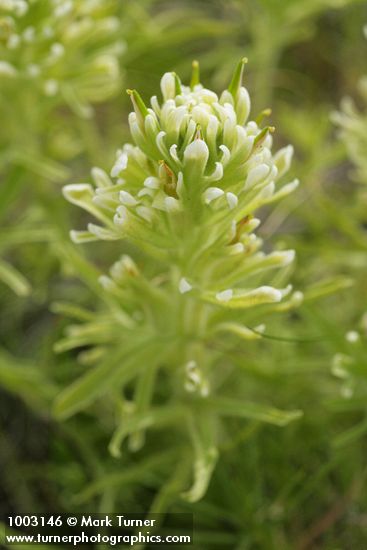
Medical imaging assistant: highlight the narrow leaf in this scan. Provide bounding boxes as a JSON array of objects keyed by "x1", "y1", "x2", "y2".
[
  {"x1": 0, "y1": 259, "x2": 31, "y2": 296},
  {"x1": 53, "y1": 338, "x2": 159, "y2": 420},
  {"x1": 74, "y1": 451, "x2": 178, "y2": 503},
  {"x1": 204, "y1": 397, "x2": 303, "y2": 426},
  {"x1": 109, "y1": 405, "x2": 186, "y2": 458},
  {"x1": 182, "y1": 412, "x2": 218, "y2": 503}
]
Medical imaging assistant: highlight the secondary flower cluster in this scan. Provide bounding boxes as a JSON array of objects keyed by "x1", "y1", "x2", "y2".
[
  {"x1": 332, "y1": 26, "x2": 367, "y2": 183},
  {"x1": 331, "y1": 316, "x2": 367, "y2": 400},
  {"x1": 0, "y1": 0, "x2": 123, "y2": 116}
]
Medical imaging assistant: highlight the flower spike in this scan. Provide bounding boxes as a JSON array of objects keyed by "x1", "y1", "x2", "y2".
[{"x1": 61, "y1": 59, "x2": 302, "y2": 502}]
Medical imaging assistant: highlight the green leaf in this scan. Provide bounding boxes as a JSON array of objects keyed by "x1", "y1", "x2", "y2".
[
  {"x1": 182, "y1": 411, "x2": 218, "y2": 503},
  {"x1": 203, "y1": 397, "x2": 303, "y2": 426},
  {"x1": 0, "y1": 259, "x2": 31, "y2": 296},
  {"x1": 333, "y1": 417, "x2": 367, "y2": 448},
  {"x1": 13, "y1": 150, "x2": 69, "y2": 182},
  {"x1": 61, "y1": 84, "x2": 93, "y2": 119},
  {"x1": 127, "y1": 89, "x2": 149, "y2": 124},
  {"x1": 304, "y1": 276, "x2": 354, "y2": 301},
  {"x1": 109, "y1": 405, "x2": 186, "y2": 458},
  {"x1": 228, "y1": 57, "x2": 247, "y2": 97},
  {"x1": 50, "y1": 301, "x2": 95, "y2": 322},
  {"x1": 0, "y1": 349, "x2": 56, "y2": 411},
  {"x1": 0, "y1": 227, "x2": 54, "y2": 250},
  {"x1": 53, "y1": 338, "x2": 165, "y2": 420},
  {"x1": 74, "y1": 451, "x2": 178, "y2": 504},
  {"x1": 128, "y1": 365, "x2": 159, "y2": 452},
  {"x1": 215, "y1": 322, "x2": 264, "y2": 340}
]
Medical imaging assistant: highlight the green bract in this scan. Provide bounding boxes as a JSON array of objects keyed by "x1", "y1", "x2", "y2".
[{"x1": 59, "y1": 60, "x2": 303, "y2": 502}]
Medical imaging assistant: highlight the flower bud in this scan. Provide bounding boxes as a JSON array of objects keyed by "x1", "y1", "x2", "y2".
[
  {"x1": 160, "y1": 72, "x2": 176, "y2": 101},
  {"x1": 183, "y1": 139, "x2": 209, "y2": 183}
]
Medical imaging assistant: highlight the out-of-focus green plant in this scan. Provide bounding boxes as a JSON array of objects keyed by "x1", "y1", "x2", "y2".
[
  {"x1": 325, "y1": 25, "x2": 367, "y2": 448},
  {"x1": 0, "y1": 0, "x2": 125, "y2": 179},
  {"x1": 332, "y1": 26, "x2": 367, "y2": 183},
  {"x1": 58, "y1": 60, "x2": 303, "y2": 502},
  {"x1": 0, "y1": 0, "x2": 123, "y2": 118},
  {"x1": 331, "y1": 320, "x2": 367, "y2": 401},
  {"x1": 198, "y1": 0, "x2": 365, "y2": 110},
  {"x1": 0, "y1": 0, "x2": 125, "y2": 296}
]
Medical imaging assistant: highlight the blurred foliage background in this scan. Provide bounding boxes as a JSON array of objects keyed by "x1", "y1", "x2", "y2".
[{"x1": 0, "y1": 0, "x2": 367, "y2": 548}]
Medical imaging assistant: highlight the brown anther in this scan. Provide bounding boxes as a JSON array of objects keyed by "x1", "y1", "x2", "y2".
[
  {"x1": 195, "y1": 126, "x2": 202, "y2": 140},
  {"x1": 159, "y1": 160, "x2": 174, "y2": 179},
  {"x1": 230, "y1": 215, "x2": 252, "y2": 244},
  {"x1": 159, "y1": 160, "x2": 178, "y2": 198}
]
